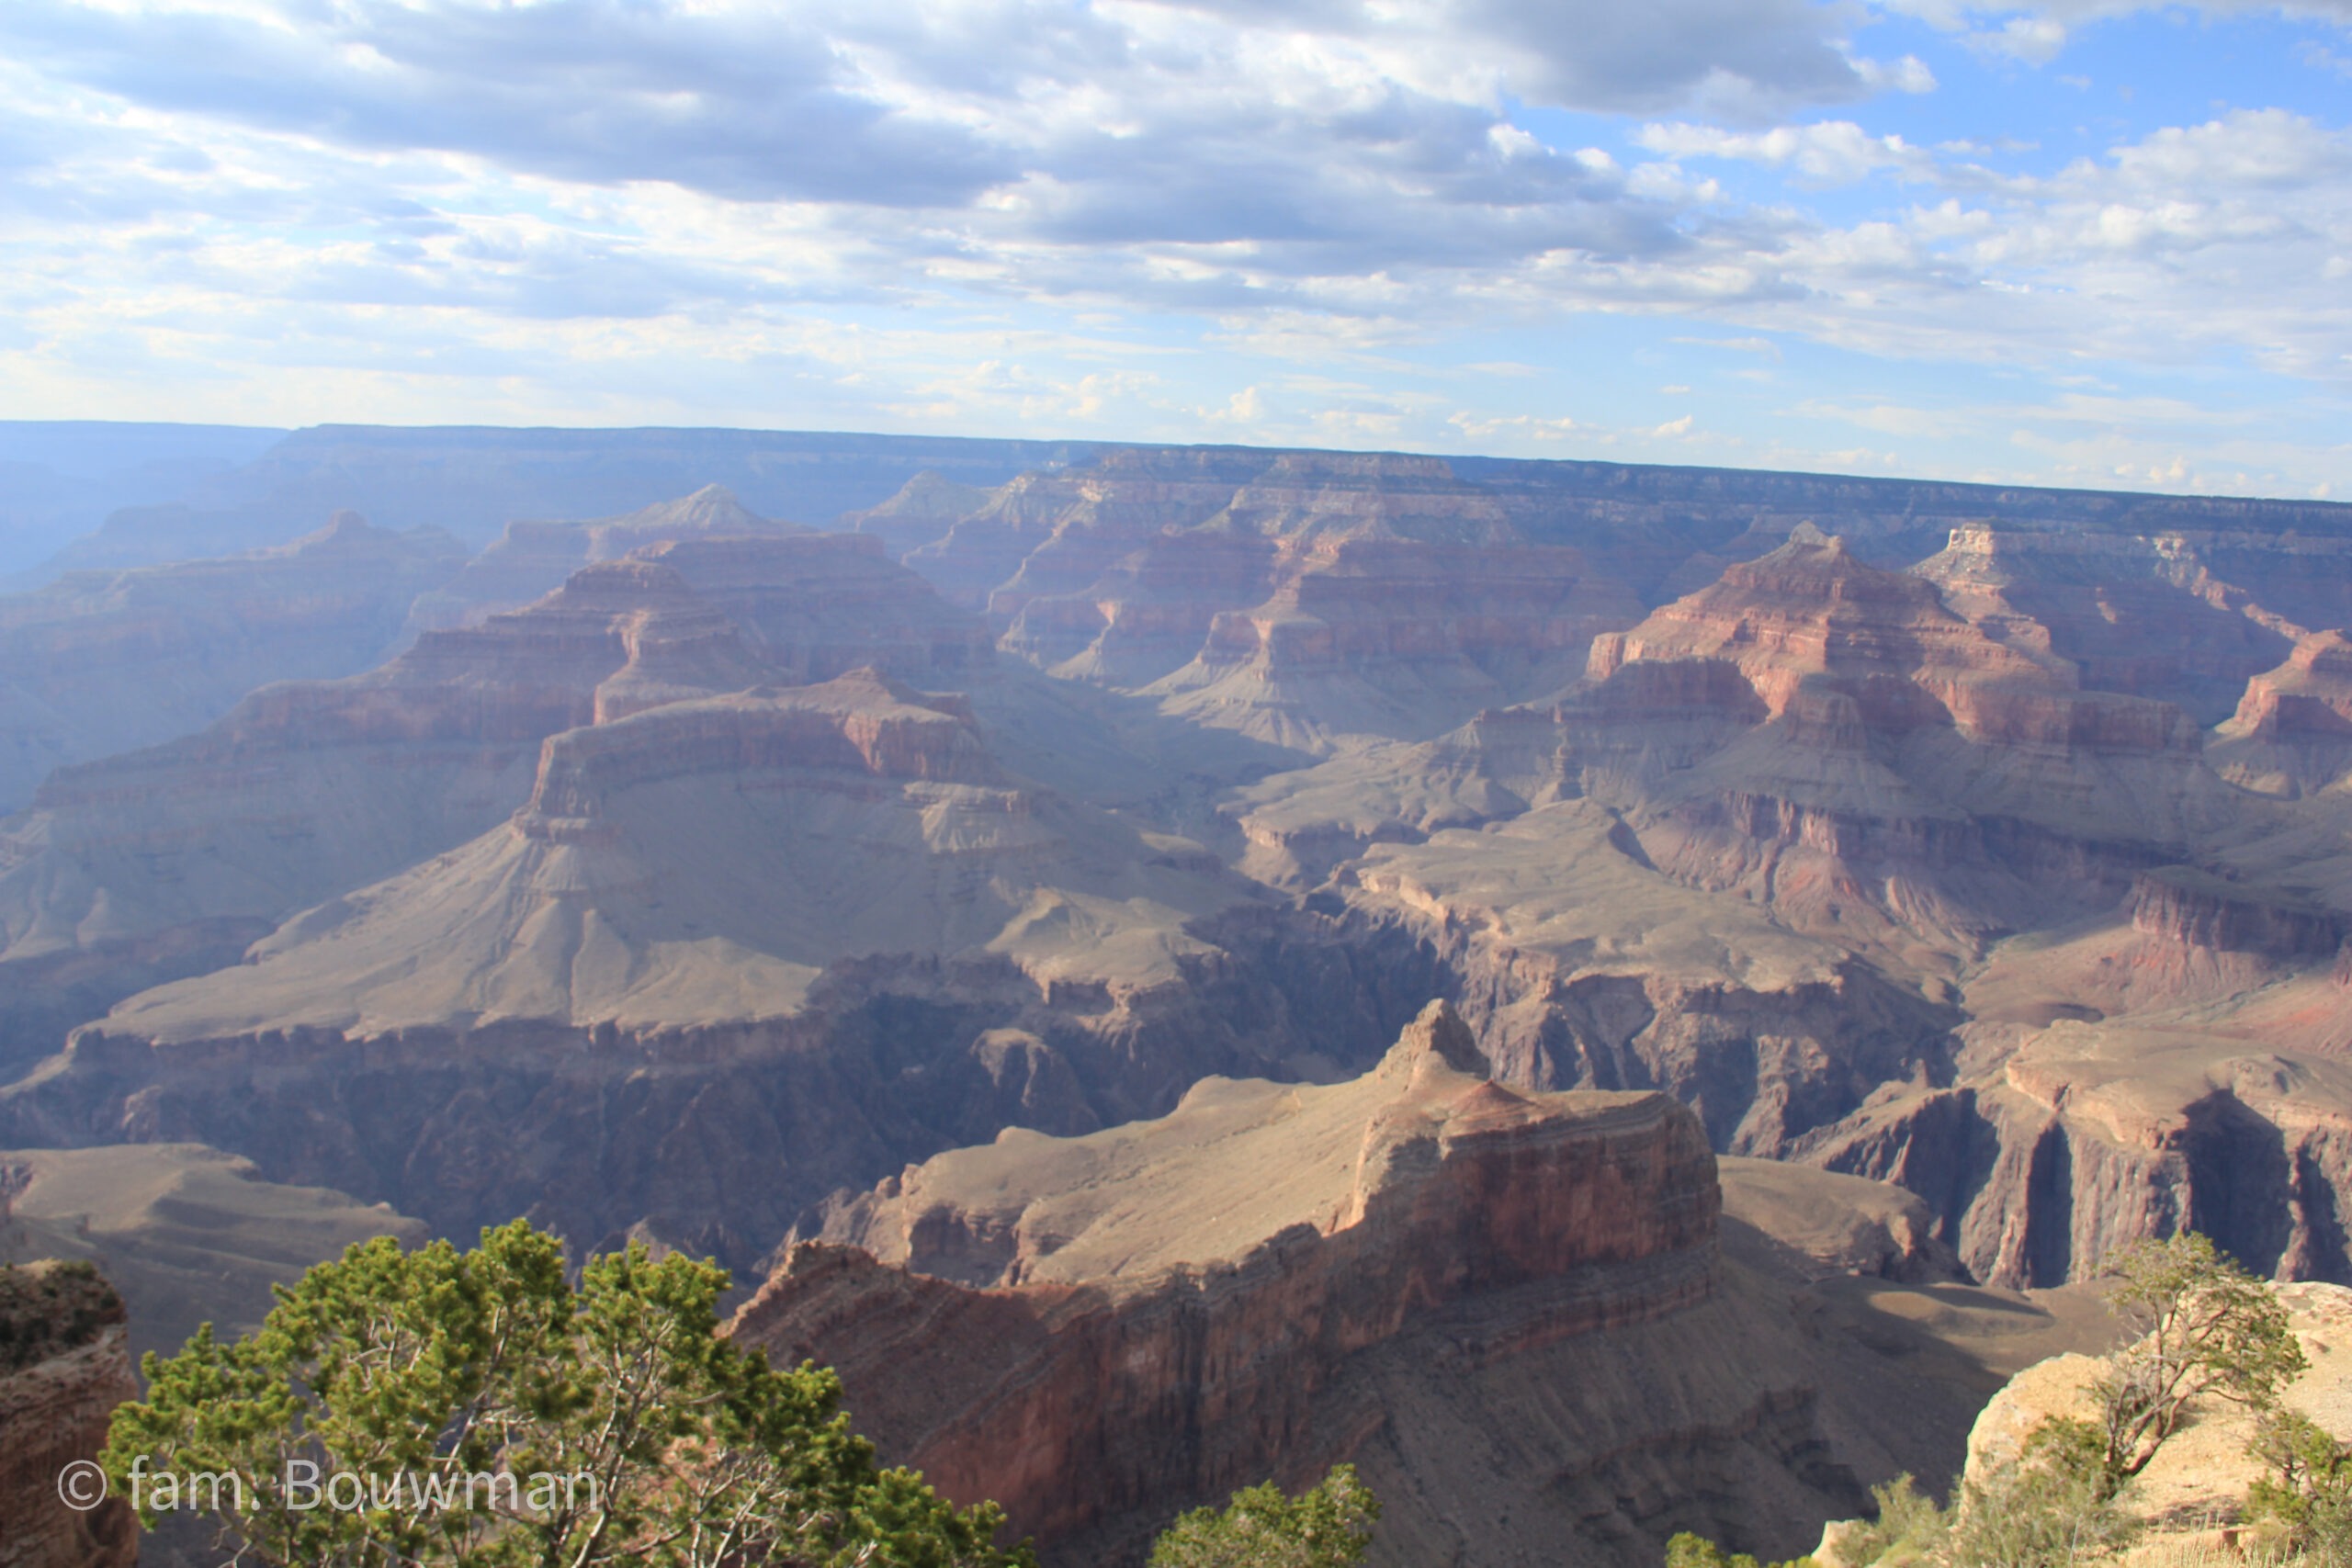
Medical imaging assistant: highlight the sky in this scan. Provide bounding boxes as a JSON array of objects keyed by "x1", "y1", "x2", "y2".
[{"x1": 1, "y1": 1, "x2": 2349, "y2": 498}]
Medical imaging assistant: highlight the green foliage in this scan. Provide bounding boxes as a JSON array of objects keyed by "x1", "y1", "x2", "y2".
[
  {"x1": 1659, "y1": 1530, "x2": 1815, "y2": 1568},
  {"x1": 1838, "y1": 1474, "x2": 1950, "y2": 1567},
  {"x1": 1148, "y1": 1465, "x2": 1380, "y2": 1568},
  {"x1": 2248, "y1": 1408, "x2": 2352, "y2": 1562},
  {"x1": 102, "y1": 1219, "x2": 1034, "y2": 1568},
  {"x1": 2092, "y1": 1233, "x2": 2306, "y2": 1495},
  {"x1": 1944, "y1": 1417, "x2": 2136, "y2": 1568}
]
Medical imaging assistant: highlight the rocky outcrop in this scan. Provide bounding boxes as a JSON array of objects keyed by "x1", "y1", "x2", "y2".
[
  {"x1": 401, "y1": 484, "x2": 799, "y2": 634},
  {"x1": 895, "y1": 450, "x2": 1645, "y2": 751},
  {"x1": 1800, "y1": 1028, "x2": 2352, "y2": 1290},
  {"x1": 2210, "y1": 630, "x2": 2352, "y2": 797},
  {"x1": 0, "y1": 675, "x2": 1388, "y2": 1267},
  {"x1": 1310, "y1": 804, "x2": 1963, "y2": 1154},
  {"x1": 641, "y1": 533, "x2": 994, "y2": 683},
  {"x1": 1912, "y1": 524, "x2": 2324, "y2": 725},
  {"x1": 0, "y1": 559, "x2": 782, "y2": 1078},
  {"x1": 842, "y1": 470, "x2": 999, "y2": 558},
  {"x1": 2129, "y1": 866, "x2": 2343, "y2": 960},
  {"x1": 730, "y1": 1003, "x2": 1875, "y2": 1566},
  {"x1": 0, "y1": 511, "x2": 466, "y2": 811},
  {"x1": 0, "y1": 1259, "x2": 137, "y2": 1568},
  {"x1": 0, "y1": 534, "x2": 996, "y2": 1080}
]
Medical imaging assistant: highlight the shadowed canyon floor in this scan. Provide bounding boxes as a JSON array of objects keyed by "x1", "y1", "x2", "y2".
[{"x1": 0, "y1": 432, "x2": 2349, "y2": 1562}]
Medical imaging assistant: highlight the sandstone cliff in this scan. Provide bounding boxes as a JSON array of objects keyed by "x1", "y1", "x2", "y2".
[
  {"x1": 732, "y1": 1002, "x2": 1882, "y2": 1566},
  {"x1": 0, "y1": 1259, "x2": 137, "y2": 1568},
  {"x1": 0, "y1": 522, "x2": 996, "y2": 1081},
  {"x1": 2209, "y1": 629, "x2": 2352, "y2": 797},
  {"x1": 0, "y1": 558, "x2": 778, "y2": 1079}
]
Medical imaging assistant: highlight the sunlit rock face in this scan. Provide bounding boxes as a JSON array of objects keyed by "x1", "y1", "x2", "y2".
[{"x1": 731, "y1": 1002, "x2": 1879, "y2": 1568}]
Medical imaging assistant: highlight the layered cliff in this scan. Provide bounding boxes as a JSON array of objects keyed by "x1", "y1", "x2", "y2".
[
  {"x1": 1910, "y1": 524, "x2": 2327, "y2": 724},
  {"x1": 0, "y1": 1259, "x2": 137, "y2": 1568},
  {"x1": 891, "y1": 450, "x2": 1645, "y2": 752},
  {"x1": 731, "y1": 1003, "x2": 1879, "y2": 1566},
  {"x1": 0, "y1": 517, "x2": 1002, "y2": 1079},
  {"x1": 0, "y1": 512, "x2": 466, "y2": 811},
  {"x1": 0, "y1": 670, "x2": 1338, "y2": 1266},
  {"x1": 0, "y1": 558, "x2": 782, "y2": 1078},
  {"x1": 2209, "y1": 630, "x2": 2352, "y2": 796},
  {"x1": 642, "y1": 533, "x2": 994, "y2": 682},
  {"x1": 400, "y1": 484, "x2": 803, "y2": 632}
]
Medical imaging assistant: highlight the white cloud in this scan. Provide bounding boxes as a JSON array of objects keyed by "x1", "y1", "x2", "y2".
[{"x1": 1639, "y1": 119, "x2": 1939, "y2": 183}]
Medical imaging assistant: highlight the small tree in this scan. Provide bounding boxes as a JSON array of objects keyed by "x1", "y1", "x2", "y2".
[
  {"x1": 2090, "y1": 1233, "x2": 2306, "y2": 1495},
  {"x1": 2247, "y1": 1408, "x2": 2352, "y2": 1559},
  {"x1": 1835, "y1": 1474, "x2": 1947, "y2": 1567},
  {"x1": 1660, "y1": 1532, "x2": 1815, "y2": 1568},
  {"x1": 1148, "y1": 1465, "x2": 1379, "y2": 1568},
  {"x1": 1946, "y1": 1417, "x2": 2135, "y2": 1568},
  {"x1": 102, "y1": 1220, "x2": 1031, "y2": 1567}
]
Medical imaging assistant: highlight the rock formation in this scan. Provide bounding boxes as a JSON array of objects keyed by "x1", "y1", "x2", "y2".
[
  {"x1": 0, "y1": 512, "x2": 465, "y2": 811},
  {"x1": 0, "y1": 665, "x2": 1371, "y2": 1268},
  {"x1": 0, "y1": 513, "x2": 998, "y2": 1079},
  {"x1": 0, "y1": 1259, "x2": 137, "y2": 1568},
  {"x1": 2209, "y1": 629, "x2": 2352, "y2": 796},
  {"x1": 401, "y1": 484, "x2": 803, "y2": 633},
  {"x1": 732, "y1": 1002, "x2": 1880, "y2": 1566},
  {"x1": 893, "y1": 449, "x2": 1645, "y2": 752},
  {"x1": 1813, "y1": 1281, "x2": 2352, "y2": 1562}
]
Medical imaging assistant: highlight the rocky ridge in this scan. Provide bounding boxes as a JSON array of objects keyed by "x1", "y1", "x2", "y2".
[{"x1": 731, "y1": 1002, "x2": 1883, "y2": 1567}]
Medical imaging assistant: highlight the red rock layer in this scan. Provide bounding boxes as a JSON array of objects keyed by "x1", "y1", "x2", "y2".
[
  {"x1": 898, "y1": 450, "x2": 1643, "y2": 723},
  {"x1": 523, "y1": 670, "x2": 1000, "y2": 826},
  {"x1": 2128, "y1": 867, "x2": 2343, "y2": 960},
  {"x1": 729, "y1": 1010, "x2": 1719, "y2": 1561}
]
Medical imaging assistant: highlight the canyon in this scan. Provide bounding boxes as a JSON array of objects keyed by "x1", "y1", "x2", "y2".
[{"x1": 3, "y1": 424, "x2": 2352, "y2": 1562}]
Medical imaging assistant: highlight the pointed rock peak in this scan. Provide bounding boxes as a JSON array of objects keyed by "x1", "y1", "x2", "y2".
[
  {"x1": 296, "y1": 510, "x2": 383, "y2": 548},
  {"x1": 616, "y1": 484, "x2": 795, "y2": 536},
  {"x1": 1450, "y1": 1078, "x2": 1534, "y2": 1120},
  {"x1": 793, "y1": 665, "x2": 975, "y2": 722},
  {"x1": 1376, "y1": 998, "x2": 1487, "y2": 1081},
  {"x1": 1783, "y1": 521, "x2": 1844, "y2": 553}
]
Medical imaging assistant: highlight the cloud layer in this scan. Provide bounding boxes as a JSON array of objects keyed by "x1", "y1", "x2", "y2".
[{"x1": 0, "y1": 0, "x2": 2346, "y2": 498}]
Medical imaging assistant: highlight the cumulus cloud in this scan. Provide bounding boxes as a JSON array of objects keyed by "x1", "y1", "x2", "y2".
[
  {"x1": 0, "y1": 0, "x2": 2346, "y2": 498},
  {"x1": 1638, "y1": 120, "x2": 1938, "y2": 183}
]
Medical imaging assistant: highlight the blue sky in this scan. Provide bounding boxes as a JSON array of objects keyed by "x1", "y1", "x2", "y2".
[{"x1": 1, "y1": 1, "x2": 2347, "y2": 498}]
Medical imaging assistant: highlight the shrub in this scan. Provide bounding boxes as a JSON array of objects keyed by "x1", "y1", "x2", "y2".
[
  {"x1": 1149, "y1": 1465, "x2": 1380, "y2": 1568},
  {"x1": 2248, "y1": 1408, "x2": 2352, "y2": 1563},
  {"x1": 1945, "y1": 1416, "x2": 2136, "y2": 1568},
  {"x1": 1660, "y1": 1530, "x2": 1815, "y2": 1568}
]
